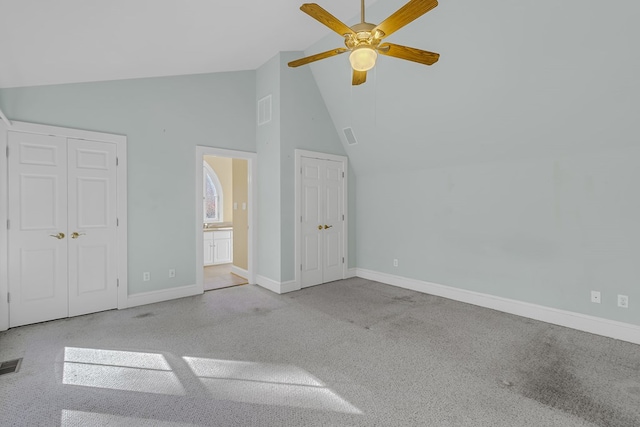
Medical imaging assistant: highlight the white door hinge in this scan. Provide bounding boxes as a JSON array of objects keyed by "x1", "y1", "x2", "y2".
[
  {"x1": 117, "y1": 218, "x2": 119, "y2": 226},
  {"x1": 6, "y1": 219, "x2": 10, "y2": 229},
  {"x1": 342, "y1": 171, "x2": 344, "y2": 178},
  {"x1": 7, "y1": 293, "x2": 10, "y2": 303},
  {"x1": 300, "y1": 264, "x2": 302, "y2": 271},
  {"x1": 116, "y1": 157, "x2": 119, "y2": 166},
  {"x1": 117, "y1": 279, "x2": 120, "y2": 288},
  {"x1": 5, "y1": 146, "x2": 8, "y2": 157},
  {"x1": 342, "y1": 257, "x2": 345, "y2": 264}
]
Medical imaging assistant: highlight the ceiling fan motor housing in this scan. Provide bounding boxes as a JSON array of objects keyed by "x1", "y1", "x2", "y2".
[{"x1": 345, "y1": 22, "x2": 383, "y2": 50}]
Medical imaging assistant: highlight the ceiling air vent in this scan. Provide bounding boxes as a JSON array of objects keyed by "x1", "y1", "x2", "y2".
[
  {"x1": 343, "y1": 127, "x2": 358, "y2": 145},
  {"x1": 257, "y1": 95, "x2": 272, "y2": 126}
]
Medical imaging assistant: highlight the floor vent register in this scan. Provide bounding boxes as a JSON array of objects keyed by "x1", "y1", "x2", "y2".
[{"x1": 0, "y1": 358, "x2": 22, "y2": 376}]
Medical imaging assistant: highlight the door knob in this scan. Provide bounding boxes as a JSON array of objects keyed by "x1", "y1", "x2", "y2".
[
  {"x1": 71, "y1": 232, "x2": 86, "y2": 239},
  {"x1": 49, "y1": 232, "x2": 65, "y2": 239},
  {"x1": 318, "y1": 225, "x2": 323, "y2": 230},
  {"x1": 324, "y1": 225, "x2": 333, "y2": 229}
]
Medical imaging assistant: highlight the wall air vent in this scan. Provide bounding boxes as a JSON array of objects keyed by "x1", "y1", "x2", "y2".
[
  {"x1": 343, "y1": 127, "x2": 358, "y2": 145},
  {"x1": 257, "y1": 95, "x2": 272, "y2": 126}
]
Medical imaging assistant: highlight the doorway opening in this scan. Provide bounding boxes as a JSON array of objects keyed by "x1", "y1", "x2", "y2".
[{"x1": 195, "y1": 147, "x2": 257, "y2": 292}]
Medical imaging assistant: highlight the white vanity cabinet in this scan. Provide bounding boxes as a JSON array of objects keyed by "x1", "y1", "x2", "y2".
[
  {"x1": 204, "y1": 232, "x2": 215, "y2": 266},
  {"x1": 212, "y1": 229, "x2": 232, "y2": 264},
  {"x1": 203, "y1": 229, "x2": 233, "y2": 266}
]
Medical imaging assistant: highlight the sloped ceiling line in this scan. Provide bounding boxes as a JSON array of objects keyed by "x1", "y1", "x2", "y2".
[
  {"x1": 0, "y1": 0, "x2": 380, "y2": 89},
  {"x1": 0, "y1": 105, "x2": 11, "y2": 127}
]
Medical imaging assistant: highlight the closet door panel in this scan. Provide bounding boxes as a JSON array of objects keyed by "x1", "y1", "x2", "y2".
[
  {"x1": 67, "y1": 138, "x2": 118, "y2": 317},
  {"x1": 8, "y1": 132, "x2": 69, "y2": 327}
]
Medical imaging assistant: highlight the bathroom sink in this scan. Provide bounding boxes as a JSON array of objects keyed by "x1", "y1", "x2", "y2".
[{"x1": 203, "y1": 224, "x2": 233, "y2": 231}]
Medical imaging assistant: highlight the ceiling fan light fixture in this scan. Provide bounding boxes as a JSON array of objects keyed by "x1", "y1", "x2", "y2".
[
  {"x1": 349, "y1": 45, "x2": 377, "y2": 72},
  {"x1": 288, "y1": 0, "x2": 440, "y2": 85}
]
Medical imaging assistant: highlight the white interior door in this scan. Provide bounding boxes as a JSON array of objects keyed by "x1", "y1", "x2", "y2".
[
  {"x1": 300, "y1": 156, "x2": 344, "y2": 288},
  {"x1": 67, "y1": 138, "x2": 118, "y2": 317},
  {"x1": 301, "y1": 158, "x2": 323, "y2": 287},
  {"x1": 8, "y1": 133, "x2": 119, "y2": 327},
  {"x1": 8, "y1": 132, "x2": 69, "y2": 327},
  {"x1": 322, "y1": 160, "x2": 344, "y2": 283}
]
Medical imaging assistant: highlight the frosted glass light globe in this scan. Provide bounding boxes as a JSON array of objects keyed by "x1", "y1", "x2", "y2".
[{"x1": 349, "y1": 46, "x2": 377, "y2": 72}]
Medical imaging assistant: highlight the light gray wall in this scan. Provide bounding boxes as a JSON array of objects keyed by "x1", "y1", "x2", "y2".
[
  {"x1": 256, "y1": 54, "x2": 283, "y2": 281},
  {"x1": 0, "y1": 71, "x2": 256, "y2": 294},
  {"x1": 309, "y1": 0, "x2": 640, "y2": 325}
]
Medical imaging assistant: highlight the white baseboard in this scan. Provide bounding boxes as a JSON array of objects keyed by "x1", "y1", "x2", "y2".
[
  {"x1": 127, "y1": 284, "x2": 202, "y2": 308},
  {"x1": 230, "y1": 266, "x2": 249, "y2": 280},
  {"x1": 346, "y1": 268, "x2": 357, "y2": 279},
  {"x1": 256, "y1": 275, "x2": 280, "y2": 293},
  {"x1": 256, "y1": 275, "x2": 299, "y2": 294},
  {"x1": 356, "y1": 268, "x2": 640, "y2": 346},
  {"x1": 280, "y1": 280, "x2": 299, "y2": 293}
]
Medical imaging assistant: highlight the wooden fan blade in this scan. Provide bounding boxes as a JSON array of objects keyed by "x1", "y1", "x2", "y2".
[
  {"x1": 373, "y1": 0, "x2": 438, "y2": 39},
  {"x1": 301, "y1": 3, "x2": 355, "y2": 36},
  {"x1": 378, "y1": 43, "x2": 440, "y2": 65},
  {"x1": 352, "y1": 70, "x2": 367, "y2": 85},
  {"x1": 288, "y1": 48, "x2": 349, "y2": 68}
]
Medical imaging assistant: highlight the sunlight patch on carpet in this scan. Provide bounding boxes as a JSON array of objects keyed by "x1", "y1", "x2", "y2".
[
  {"x1": 183, "y1": 356, "x2": 362, "y2": 414},
  {"x1": 62, "y1": 347, "x2": 185, "y2": 395}
]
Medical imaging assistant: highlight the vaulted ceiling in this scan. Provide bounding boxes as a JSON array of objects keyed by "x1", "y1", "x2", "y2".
[{"x1": 0, "y1": 0, "x2": 379, "y2": 88}]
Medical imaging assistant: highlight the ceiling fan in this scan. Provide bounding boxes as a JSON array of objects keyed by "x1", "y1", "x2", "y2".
[{"x1": 288, "y1": 0, "x2": 440, "y2": 85}]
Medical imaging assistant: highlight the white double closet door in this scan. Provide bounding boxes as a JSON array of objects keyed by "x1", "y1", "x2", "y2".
[
  {"x1": 8, "y1": 131, "x2": 118, "y2": 327},
  {"x1": 300, "y1": 156, "x2": 344, "y2": 288}
]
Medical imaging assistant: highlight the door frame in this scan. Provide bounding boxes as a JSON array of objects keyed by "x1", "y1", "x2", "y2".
[
  {"x1": 0, "y1": 120, "x2": 128, "y2": 331},
  {"x1": 195, "y1": 146, "x2": 257, "y2": 289},
  {"x1": 294, "y1": 149, "x2": 348, "y2": 289}
]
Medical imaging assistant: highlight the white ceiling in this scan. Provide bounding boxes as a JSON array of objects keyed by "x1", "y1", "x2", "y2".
[{"x1": 0, "y1": 0, "x2": 379, "y2": 89}]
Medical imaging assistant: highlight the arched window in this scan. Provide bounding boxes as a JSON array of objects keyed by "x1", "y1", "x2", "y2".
[{"x1": 203, "y1": 161, "x2": 223, "y2": 223}]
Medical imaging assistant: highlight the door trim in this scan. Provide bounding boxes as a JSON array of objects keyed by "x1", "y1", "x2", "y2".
[
  {"x1": 0, "y1": 120, "x2": 128, "y2": 331},
  {"x1": 195, "y1": 146, "x2": 257, "y2": 290},
  {"x1": 294, "y1": 149, "x2": 348, "y2": 290}
]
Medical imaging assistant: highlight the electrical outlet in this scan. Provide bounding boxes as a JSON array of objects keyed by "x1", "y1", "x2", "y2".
[
  {"x1": 393, "y1": 259, "x2": 398, "y2": 267},
  {"x1": 143, "y1": 272, "x2": 150, "y2": 281},
  {"x1": 169, "y1": 269, "x2": 176, "y2": 278},
  {"x1": 618, "y1": 294, "x2": 629, "y2": 308},
  {"x1": 591, "y1": 291, "x2": 601, "y2": 304}
]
